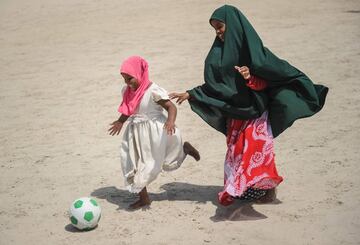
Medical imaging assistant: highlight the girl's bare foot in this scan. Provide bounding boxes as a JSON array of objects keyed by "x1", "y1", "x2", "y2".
[
  {"x1": 256, "y1": 188, "x2": 277, "y2": 203},
  {"x1": 129, "y1": 187, "x2": 151, "y2": 210},
  {"x1": 129, "y1": 198, "x2": 151, "y2": 209},
  {"x1": 183, "y1": 141, "x2": 200, "y2": 161}
]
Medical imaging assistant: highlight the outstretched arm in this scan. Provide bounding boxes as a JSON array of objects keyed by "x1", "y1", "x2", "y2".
[
  {"x1": 169, "y1": 92, "x2": 191, "y2": 105},
  {"x1": 108, "y1": 114, "x2": 129, "y2": 136},
  {"x1": 157, "y1": 99, "x2": 177, "y2": 135}
]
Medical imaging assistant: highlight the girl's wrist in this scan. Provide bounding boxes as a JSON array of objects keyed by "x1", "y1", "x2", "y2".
[{"x1": 117, "y1": 114, "x2": 129, "y2": 123}]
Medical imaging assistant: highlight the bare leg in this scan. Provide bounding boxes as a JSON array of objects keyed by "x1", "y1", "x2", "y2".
[
  {"x1": 183, "y1": 141, "x2": 200, "y2": 161},
  {"x1": 129, "y1": 187, "x2": 151, "y2": 209}
]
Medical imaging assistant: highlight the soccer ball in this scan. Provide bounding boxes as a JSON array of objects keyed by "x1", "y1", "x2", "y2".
[{"x1": 69, "y1": 197, "x2": 101, "y2": 230}]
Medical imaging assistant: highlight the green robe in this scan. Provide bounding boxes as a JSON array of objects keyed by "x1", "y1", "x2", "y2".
[{"x1": 187, "y1": 5, "x2": 328, "y2": 137}]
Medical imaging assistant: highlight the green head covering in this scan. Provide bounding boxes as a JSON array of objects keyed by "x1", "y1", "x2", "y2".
[{"x1": 187, "y1": 5, "x2": 328, "y2": 137}]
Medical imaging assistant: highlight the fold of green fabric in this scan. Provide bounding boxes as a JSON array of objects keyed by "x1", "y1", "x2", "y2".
[{"x1": 187, "y1": 5, "x2": 328, "y2": 137}]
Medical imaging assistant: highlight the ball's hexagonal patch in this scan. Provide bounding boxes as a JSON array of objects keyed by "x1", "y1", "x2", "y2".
[
  {"x1": 90, "y1": 199, "x2": 98, "y2": 207},
  {"x1": 84, "y1": 211, "x2": 94, "y2": 222},
  {"x1": 70, "y1": 216, "x2": 78, "y2": 225},
  {"x1": 73, "y1": 200, "x2": 83, "y2": 209}
]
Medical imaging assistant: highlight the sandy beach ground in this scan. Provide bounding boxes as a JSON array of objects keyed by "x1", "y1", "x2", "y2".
[{"x1": 1, "y1": 0, "x2": 359, "y2": 244}]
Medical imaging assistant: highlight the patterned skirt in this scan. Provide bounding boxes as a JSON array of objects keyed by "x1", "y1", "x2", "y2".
[{"x1": 218, "y1": 111, "x2": 283, "y2": 206}]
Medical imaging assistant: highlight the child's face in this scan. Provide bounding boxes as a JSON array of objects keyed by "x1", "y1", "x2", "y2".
[
  {"x1": 210, "y1": 19, "x2": 225, "y2": 42},
  {"x1": 121, "y1": 73, "x2": 139, "y2": 91}
]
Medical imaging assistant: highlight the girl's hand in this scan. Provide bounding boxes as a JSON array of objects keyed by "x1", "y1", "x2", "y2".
[
  {"x1": 234, "y1": 66, "x2": 251, "y2": 80},
  {"x1": 169, "y1": 92, "x2": 190, "y2": 105},
  {"x1": 108, "y1": 120, "x2": 124, "y2": 136},
  {"x1": 157, "y1": 99, "x2": 177, "y2": 135},
  {"x1": 164, "y1": 120, "x2": 176, "y2": 135}
]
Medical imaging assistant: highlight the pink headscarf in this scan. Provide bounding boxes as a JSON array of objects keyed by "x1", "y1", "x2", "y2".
[{"x1": 118, "y1": 56, "x2": 151, "y2": 116}]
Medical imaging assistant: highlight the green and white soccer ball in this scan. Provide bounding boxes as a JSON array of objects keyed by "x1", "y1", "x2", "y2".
[{"x1": 69, "y1": 197, "x2": 101, "y2": 230}]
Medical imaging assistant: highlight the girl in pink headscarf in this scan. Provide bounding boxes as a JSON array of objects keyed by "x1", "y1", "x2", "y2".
[{"x1": 109, "y1": 56, "x2": 200, "y2": 209}]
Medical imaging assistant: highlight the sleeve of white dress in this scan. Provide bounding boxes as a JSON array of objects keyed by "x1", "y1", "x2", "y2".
[{"x1": 151, "y1": 84, "x2": 170, "y2": 102}]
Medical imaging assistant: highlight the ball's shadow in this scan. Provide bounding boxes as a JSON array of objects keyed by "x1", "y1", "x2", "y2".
[
  {"x1": 91, "y1": 182, "x2": 281, "y2": 222},
  {"x1": 64, "y1": 224, "x2": 99, "y2": 233}
]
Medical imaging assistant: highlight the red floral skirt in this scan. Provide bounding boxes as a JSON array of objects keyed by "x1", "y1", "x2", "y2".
[{"x1": 218, "y1": 111, "x2": 283, "y2": 206}]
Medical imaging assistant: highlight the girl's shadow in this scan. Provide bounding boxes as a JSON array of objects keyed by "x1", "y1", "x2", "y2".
[{"x1": 91, "y1": 182, "x2": 281, "y2": 221}]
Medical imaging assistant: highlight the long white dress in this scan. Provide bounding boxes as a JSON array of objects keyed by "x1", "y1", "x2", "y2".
[{"x1": 120, "y1": 83, "x2": 186, "y2": 193}]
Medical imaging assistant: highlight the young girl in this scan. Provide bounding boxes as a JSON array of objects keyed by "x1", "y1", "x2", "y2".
[{"x1": 109, "y1": 56, "x2": 200, "y2": 209}]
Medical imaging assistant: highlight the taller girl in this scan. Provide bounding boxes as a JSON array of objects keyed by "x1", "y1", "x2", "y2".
[{"x1": 170, "y1": 5, "x2": 328, "y2": 205}]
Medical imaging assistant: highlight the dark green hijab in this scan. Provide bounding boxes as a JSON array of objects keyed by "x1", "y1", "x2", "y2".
[{"x1": 187, "y1": 5, "x2": 328, "y2": 137}]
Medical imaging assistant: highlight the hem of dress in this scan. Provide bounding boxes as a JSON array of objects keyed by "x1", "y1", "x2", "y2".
[
  {"x1": 221, "y1": 176, "x2": 282, "y2": 199},
  {"x1": 125, "y1": 184, "x2": 145, "y2": 194},
  {"x1": 162, "y1": 152, "x2": 187, "y2": 172}
]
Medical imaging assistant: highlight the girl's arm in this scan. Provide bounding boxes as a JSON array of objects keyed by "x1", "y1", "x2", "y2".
[
  {"x1": 157, "y1": 99, "x2": 177, "y2": 135},
  {"x1": 169, "y1": 92, "x2": 191, "y2": 105},
  {"x1": 118, "y1": 114, "x2": 130, "y2": 123},
  {"x1": 108, "y1": 114, "x2": 129, "y2": 136},
  {"x1": 234, "y1": 66, "x2": 268, "y2": 91},
  {"x1": 246, "y1": 76, "x2": 267, "y2": 91}
]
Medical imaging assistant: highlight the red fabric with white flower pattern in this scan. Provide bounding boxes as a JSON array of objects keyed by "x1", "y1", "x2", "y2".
[{"x1": 218, "y1": 112, "x2": 283, "y2": 206}]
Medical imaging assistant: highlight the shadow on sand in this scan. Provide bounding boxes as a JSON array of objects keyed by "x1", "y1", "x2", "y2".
[
  {"x1": 64, "y1": 224, "x2": 99, "y2": 233},
  {"x1": 91, "y1": 182, "x2": 281, "y2": 222}
]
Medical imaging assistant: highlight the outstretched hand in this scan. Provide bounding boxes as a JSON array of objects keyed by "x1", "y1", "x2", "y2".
[
  {"x1": 235, "y1": 66, "x2": 251, "y2": 80},
  {"x1": 108, "y1": 120, "x2": 123, "y2": 136},
  {"x1": 169, "y1": 92, "x2": 190, "y2": 105}
]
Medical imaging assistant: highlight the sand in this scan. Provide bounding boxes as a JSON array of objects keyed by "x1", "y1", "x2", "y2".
[{"x1": 1, "y1": 0, "x2": 359, "y2": 244}]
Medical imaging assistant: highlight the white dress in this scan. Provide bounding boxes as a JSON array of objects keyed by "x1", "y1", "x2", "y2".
[{"x1": 120, "y1": 83, "x2": 186, "y2": 193}]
